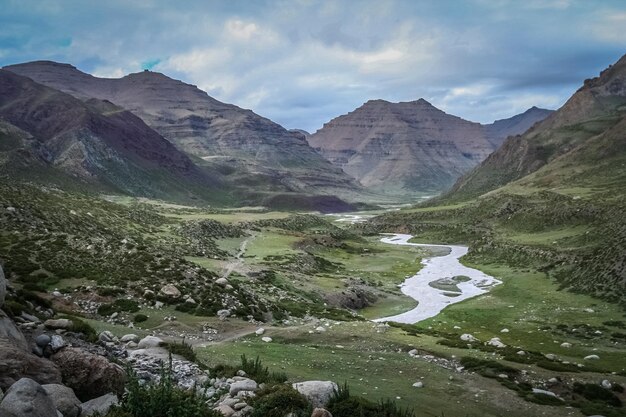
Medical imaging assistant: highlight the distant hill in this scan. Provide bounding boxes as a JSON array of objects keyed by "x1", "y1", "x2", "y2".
[
  {"x1": 0, "y1": 69, "x2": 228, "y2": 204},
  {"x1": 307, "y1": 98, "x2": 551, "y2": 194},
  {"x1": 4, "y1": 61, "x2": 363, "y2": 200}
]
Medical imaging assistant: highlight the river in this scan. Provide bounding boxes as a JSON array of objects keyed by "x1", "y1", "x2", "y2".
[{"x1": 373, "y1": 233, "x2": 501, "y2": 324}]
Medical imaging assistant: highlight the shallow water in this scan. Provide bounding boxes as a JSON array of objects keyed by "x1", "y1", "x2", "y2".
[{"x1": 374, "y1": 233, "x2": 501, "y2": 324}]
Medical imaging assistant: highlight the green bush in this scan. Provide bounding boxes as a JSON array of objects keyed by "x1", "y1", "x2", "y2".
[
  {"x1": 98, "y1": 299, "x2": 140, "y2": 316},
  {"x1": 459, "y1": 356, "x2": 519, "y2": 378},
  {"x1": 527, "y1": 393, "x2": 564, "y2": 406},
  {"x1": 133, "y1": 314, "x2": 148, "y2": 323},
  {"x1": 211, "y1": 355, "x2": 287, "y2": 385},
  {"x1": 536, "y1": 360, "x2": 581, "y2": 373},
  {"x1": 164, "y1": 339, "x2": 197, "y2": 363},
  {"x1": 250, "y1": 384, "x2": 311, "y2": 417},
  {"x1": 573, "y1": 382, "x2": 622, "y2": 407},
  {"x1": 106, "y1": 362, "x2": 221, "y2": 417},
  {"x1": 327, "y1": 383, "x2": 415, "y2": 417},
  {"x1": 59, "y1": 315, "x2": 97, "y2": 342}
]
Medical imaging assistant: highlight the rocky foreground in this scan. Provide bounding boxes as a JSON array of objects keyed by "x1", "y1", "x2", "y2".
[{"x1": 0, "y1": 265, "x2": 339, "y2": 417}]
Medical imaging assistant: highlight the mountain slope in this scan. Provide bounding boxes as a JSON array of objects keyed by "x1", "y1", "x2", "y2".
[
  {"x1": 4, "y1": 61, "x2": 362, "y2": 199},
  {"x1": 445, "y1": 54, "x2": 626, "y2": 201},
  {"x1": 307, "y1": 99, "x2": 551, "y2": 194},
  {"x1": 0, "y1": 69, "x2": 228, "y2": 203}
]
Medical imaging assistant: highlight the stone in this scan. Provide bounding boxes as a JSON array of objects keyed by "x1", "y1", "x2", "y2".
[
  {"x1": 233, "y1": 402, "x2": 247, "y2": 410},
  {"x1": 44, "y1": 319, "x2": 73, "y2": 330},
  {"x1": 49, "y1": 336, "x2": 66, "y2": 352},
  {"x1": 584, "y1": 355, "x2": 600, "y2": 361},
  {"x1": 311, "y1": 408, "x2": 333, "y2": 417},
  {"x1": 120, "y1": 334, "x2": 139, "y2": 343},
  {"x1": 36, "y1": 334, "x2": 52, "y2": 348},
  {"x1": 544, "y1": 353, "x2": 557, "y2": 361},
  {"x1": 50, "y1": 348, "x2": 125, "y2": 401},
  {"x1": 0, "y1": 310, "x2": 28, "y2": 350},
  {"x1": 98, "y1": 331, "x2": 114, "y2": 343},
  {"x1": 214, "y1": 404, "x2": 236, "y2": 417},
  {"x1": 215, "y1": 278, "x2": 229, "y2": 286},
  {"x1": 261, "y1": 337, "x2": 272, "y2": 343},
  {"x1": 0, "y1": 339, "x2": 62, "y2": 390},
  {"x1": 408, "y1": 349, "x2": 418, "y2": 356},
  {"x1": 255, "y1": 328, "x2": 265, "y2": 336},
  {"x1": 412, "y1": 381, "x2": 424, "y2": 388},
  {"x1": 229, "y1": 379, "x2": 258, "y2": 396},
  {"x1": 315, "y1": 326, "x2": 326, "y2": 333},
  {"x1": 560, "y1": 342, "x2": 572, "y2": 348},
  {"x1": 0, "y1": 264, "x2": 6, "y2": 308},
  {"x1": 217, "y1": 309, "x2": 231, "y2": 319},
  {"x1": 500, "y1": 328, "x2": 509, "y2": 333},
  {"x1": 42, "y1": 384, "x2": 81, "y2": 417},
  {"x1": 516, "y1": 351, "x2": 526, "y2": 356},
  {"x1": 532, "y1": 388, "x2": 560, "y2": 399},
  {"x1": 79, "y1": 393, "x2": 118, "y2": 417},
  {"x1": 136, "y1": 335, "x2": 164, "y2": 349},
  {"x1": 0, "y1": 377, "x2": 58, "y2": 417},
  {"x1": 159, "y1": 284, "x2": 181, "y2": 298},
  {"x1": 487, "y1": 337, "x2": 506, "y2": 348},
  {"x1": 601, "y1": 380, "x2": 612, "y2": 389},
  {"x1": 292, "y1": 381, "x2": 338, "y2": 408},
  {"x1": 460, "y1": 334, "x2": 478, "y2": 342}
]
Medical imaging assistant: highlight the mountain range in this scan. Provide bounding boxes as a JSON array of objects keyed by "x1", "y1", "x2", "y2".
[{"x1": 307, "y1": 99, "x2": 551, "y2": 193}]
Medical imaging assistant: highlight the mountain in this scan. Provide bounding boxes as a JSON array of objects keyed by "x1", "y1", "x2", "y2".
[
  {"x1": 0, "y1": 69, "x2": 228, "y2": 203},
  {"x1": 4, "y1": 61, "x2": 362, "y2": 200},
  {"x1": 483, "y1": 106, "x2": 554, "y2": 147},
  {"x1": 446, "y1": 54, "x2": 626, "y2": 201},
  {"x1": 307, "y1": 99, "x2": 551, "y2": 194}
]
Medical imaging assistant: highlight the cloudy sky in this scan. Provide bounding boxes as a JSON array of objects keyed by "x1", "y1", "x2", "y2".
[{"x1": 1, "y1": 0, "x2": 625, "y2": 131}]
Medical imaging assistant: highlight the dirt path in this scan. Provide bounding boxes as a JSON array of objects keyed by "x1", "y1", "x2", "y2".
[{"x1": 221, "y1": 233, "x2": 256, "y2": 279}]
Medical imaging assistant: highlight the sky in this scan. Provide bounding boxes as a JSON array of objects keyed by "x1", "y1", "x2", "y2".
[{"x1": 1, "y1": 0, "x2": 625, "y2": 132}]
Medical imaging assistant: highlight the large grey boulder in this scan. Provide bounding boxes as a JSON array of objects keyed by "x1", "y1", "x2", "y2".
[
  {"x1": 0, "y1": 339, "x2": 62, "y2": 390},
  {"x1": 136, "y1": 335, "x2": 163, "y2": 349},
  {"x1": 292, "y1": 381, "x2": 338, "y2": 408},
  {"x1": 0, "y1": 377, "x2": 58, "y2": 417},
  {"x1": 229, "y1": 378, "x2": 258, "y2": 396},
  {"x1": 50, "y1": 348, "x2": 125, "y2": 401},
  {"x1": 0, "y1": 264, "x2": 6, "y2": 308},
  {"x1": 42, "y1": 384, "x2": 81, "y2": 417},
  {"x1": 79, "y1": 393, "x2": 118, "y2": 417}
]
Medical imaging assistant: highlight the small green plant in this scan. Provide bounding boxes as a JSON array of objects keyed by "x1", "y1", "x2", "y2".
[
  {"x1": 211, "y1": 355, "x2": 287, "y2": 384},
  {"x1": 164, "y1": 339, "x2": 197, "y2": 363},
  {"x1": 250, "y1": 384, "x2": 311, "y2": 417},
  {"x1": 327, "y1": 383, "x2": 415, "y2": 417},
  {"x1": 133, "y1": 313, "x2": 148, "y2": 323}
]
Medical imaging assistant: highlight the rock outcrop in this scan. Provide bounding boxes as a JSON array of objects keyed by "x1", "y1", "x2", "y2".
[
  {"x1": 0, "y1": 378, "x2": 58, "y2": 417},
  {"x1": 42, "y1": 384, "x2": 81, "y2": 417},
  {"x1": 292, "y1": 381, "x2": 338, "y2": 408}
]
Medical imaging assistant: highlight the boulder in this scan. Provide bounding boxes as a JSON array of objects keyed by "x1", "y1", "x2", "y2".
[
  {"x1": 311, "y1": 408, "x2": 333, "y2": 417},
  {"x1": 412, "y1": 381, "x2": 424, "y2": 388},
  {"x1": 42, "y1": 384, "x2": 81, "y2": 417},
  {"x1": 44, "y1": 319, "x2": 73, "y2": 330},
  {"x1": 0, "y1": 310, "x2": 28, "y2": 350},
  {"x1": 460, "y1": 334, "x2": 478, "y2": 342},
  {"x1": 0, "y1": 378, "x2": 58, "y2": 417},
  {"x1": 36, "y1": 334, "x2": 52, "y2": 348},
  {"x1": 292, "y1": 381, "x2": 338, "y2": 407},
  {"x1": 0, "y1": 264, "x2": 6, "y2": 308},
  {"x1": 215, "y1": 278, "x2": 229, "y2": 286},
  {"x1": 49, "y1": 336, "x2": 66, "y2": 353},
  {"x1": 120, "y1": 334, "x2": 139, "y2": 343},
  {"x1": 79, "y1": 393, "x2": 118, "y2": 417},
  {"x1": 0, "y1": 339, "x2": 62, "y2": 390},
  {"x1": 584, "y1": 354, "x2": 600, "y2": 361},
  {"x1": 560, "y1": 342, "x2": 572, "y2": 348},
  {"x1": 159, "y1": 284, "x2": 181, "y2": 298},
  {"x1": 255, "y1": 328, "x2": 265, "y2": 336},
  {"x1": 136, "y1": 335, "x2": 163, "y2": 349},
  {"x1": 261, "y1": 337, "x2": 272, "y2": 343},
  {"x1": 487, "y1": 337, "x2": 506, "y2": 348},
  {"x1": 97, "y1": 331, "x2": 115, "y2": 343},
  {"x1": 601, "y1": 380, "x2": 612, "y2": 389},
  {"x1": 229, "y1": 379, "x2": 258, "y2": 396},
  {"x1": 50, "y1": 348, "x2": 125, "y2": 401}
]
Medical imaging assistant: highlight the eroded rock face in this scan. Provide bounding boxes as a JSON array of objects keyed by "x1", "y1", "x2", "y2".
[
  {"x1": 0, "y1": 378, "x2": 58, "y2": 417},
  {"x1": 50, "y1": 348, "x2": 125, "y2": 401}
]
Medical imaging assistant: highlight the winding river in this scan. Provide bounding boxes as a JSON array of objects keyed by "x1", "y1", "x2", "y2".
[{"x1": 374, "y1": 233, "x2": 501, "y2": 324}]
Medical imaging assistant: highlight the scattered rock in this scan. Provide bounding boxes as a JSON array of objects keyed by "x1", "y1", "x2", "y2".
[
  {"x1": 49, "y1": 336, "x2": 66, "y2": 353},
  {"x1": 0, "y1": 378, "x2": 58, "y2": 417},
  {"x1": 217, "y1": 309, "x2": 231, "y2": 320},
  {"x1": 532, "y1": 388, "x2": 561, "y2": 400},
  {"x1": 516, "y1": 351, "x2": 526, "y2": 356},
  {"x1": 544, "y1": 353, "x2": 557, "y2": 361},
  {"x1": 42, "y1": 384, "x2": 81, "y2": 417},
  {"x1": 601, "y1": 380, "x2": 612, "y2": 389},
  {"x1": 255, "y1": 328, "x2": 265, "y2": 336},
  {"x1": 35, "y1": 335, "x2": 52, "y2": 348},
  {"x1": 408, "y1": 349, "x2": 418, "y2": 357},
  {"x1": 292, "y1": 381, "x2": 338, "y2": 408},
  {"x1": 79, "y1": 393, "x2": 118, "y2": 417},
  {"x1": 50, "y1": 348, "x2": 125, "y2": 401},
  {"x1": 412, "y1": 381, "x2": 424, "y2": 388},
  {"x1": 214, "y1": 404, "x2": 235, "y2": 417},
  {"x1": 215, "y1": 278, "x2": 229, "y2": 287},
  {"x1": 136, "y1": 336, "x2": 163, "y2": 349},
  {"x1": 584, "y1": 355, "x2": 600, "y2": 361},
  {"x1": 500, "y1": 328, "x2": 509, "y2": 333},
  {"x1": 261, "y1": 337, "x2": 272, "y2": 343},
  {"x1": 560, "y1": 342, "x2": 572, "y2": 348},
  {"x1": 460, "y1": 334, "x2": 478, "y2": 342},
  {"x1": 159, "y1": 285, "x2": 181, "y2": 298},
  {"x1": 487, "y1": 337, "x2": 506, "y2": 348},
  {"x1": 120, "y1": 334, "x2": 139, "y2": 343},
  {"x1": 315, "y1": 326, "x2": 327, "y2": 333},
  {"x1": 44, "y1": 320, "x2": 73, "y2": 330}
]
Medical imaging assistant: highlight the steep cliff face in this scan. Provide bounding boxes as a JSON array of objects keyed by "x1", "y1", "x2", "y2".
[
  {"x1": 4, "y1": 61, "x2": 361, "y2": 197},
  {"x1": 0, "y1": 69, "x2": 226, "y2": 203},
  {"x1": 446, "y1": 54, "x2": 626, "y2": 200},
  {"x1": 308, "y1": 99, "x2": 549, "y2": 193}
]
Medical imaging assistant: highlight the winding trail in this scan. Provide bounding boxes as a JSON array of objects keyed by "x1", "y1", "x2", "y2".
[
  {"x1": 374, "y1": 233, "x2": 501, "y2": 324},
  {"x1": 221, "y1": 233, "x2": 255, "y2": 280}
]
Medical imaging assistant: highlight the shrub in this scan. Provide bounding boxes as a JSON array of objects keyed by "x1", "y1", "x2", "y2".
[
  {"x1": 106, "y1": 362, "x2": 221, "y2": 417},
  {"x1": 98, "y1": 299, "x2": 140, "y2": 316},
  {"x1": 211, "y1": 355, "x2": 287, "y2": 385},
  {"x1": 527, "y1": 393, "x2": 565, "y2": 406},
  {"x1": 536, "y1": 360, "x2": 581, "y2": 373},
  {"x1": 133, "y1": 314, "x2": 148, "y2": 323},
  {"x1": 59, "y1": 315, "x2": 97, "y2": 342},
  {"x1": 327, "y1": 383, "x2": 415, "y2": 417},
  {"x1": 459, "y1": 357, "x2": 519, "y2": 378},
  {"x1": 164, "y1": 339, "x2": 197, "y2": 363},
  {"x1": 573, "y1": 382, "x2": 622, "y2": 407},
  {"x1": 250, "y1": 384, "x2": 311, "y2": 417}
]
